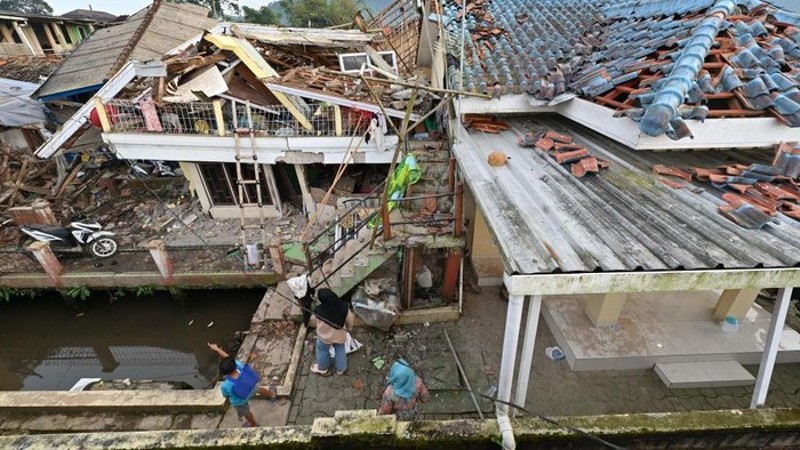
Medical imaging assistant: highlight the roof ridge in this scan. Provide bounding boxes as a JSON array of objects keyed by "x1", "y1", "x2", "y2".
[
  {"x1": 639, "y1": 0, "x2": 737, "y2": 138},
  {"x1": 106, "y1": 0, "x2": 162, "y2": 79}
]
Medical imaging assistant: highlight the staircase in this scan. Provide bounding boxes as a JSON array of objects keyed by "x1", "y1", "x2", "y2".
[{"x1": 311, "y1": 225, "x2": 396, "y2": 297}]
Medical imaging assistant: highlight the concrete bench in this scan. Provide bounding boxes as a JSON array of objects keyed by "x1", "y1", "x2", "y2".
[{"x1": 655, "y1": 361, "x2": 755, "y2": 389}]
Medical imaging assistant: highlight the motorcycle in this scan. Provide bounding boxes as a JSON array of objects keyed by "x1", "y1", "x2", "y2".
[{"x1": 19, "y1": 217, "x2": 119, "y2": 258}]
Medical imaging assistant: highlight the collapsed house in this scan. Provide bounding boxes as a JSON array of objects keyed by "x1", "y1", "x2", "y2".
[
  {"x1": 32, "y1": 0, "x2": 464, "y2": 314},
  {"x1": 0, "y1": 10, "x2": 99, "y2": 58}
]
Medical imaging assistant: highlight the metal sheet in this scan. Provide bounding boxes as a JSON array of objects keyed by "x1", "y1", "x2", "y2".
[{"x1": 454, "y1": 115, "x2": 800, "y2": 275}]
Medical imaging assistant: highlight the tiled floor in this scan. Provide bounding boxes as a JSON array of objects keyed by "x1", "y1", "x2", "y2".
[{"x1": 543, "y1": 291, "x2": 800, "y2": 371}]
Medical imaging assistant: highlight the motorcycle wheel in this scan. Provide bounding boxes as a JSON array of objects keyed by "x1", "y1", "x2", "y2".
[{"x1": 90, "y1": 237, "x2": 118, "y2": 258}]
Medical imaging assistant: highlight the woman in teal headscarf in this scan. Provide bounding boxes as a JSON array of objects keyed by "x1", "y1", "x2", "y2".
[{"x1": 377, "y1": 358, "x2": 430, "y2": 420}]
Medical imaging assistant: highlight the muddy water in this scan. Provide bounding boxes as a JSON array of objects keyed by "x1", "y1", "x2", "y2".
[{"x1": 0, "y1": 289, "x2": 263, "y2": 391}]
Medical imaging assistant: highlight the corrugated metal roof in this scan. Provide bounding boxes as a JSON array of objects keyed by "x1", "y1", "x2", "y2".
[
  {"x1": 454, "y1": 115, "x2": 800, "y2": 275},
  {"x1": 35, "y1": 2, "x2": 216, "y2": 99}
]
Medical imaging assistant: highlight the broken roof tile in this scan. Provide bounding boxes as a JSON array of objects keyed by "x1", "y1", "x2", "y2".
[{"x1": 444, "y1": 0, "x2": 800, "y2": 137}]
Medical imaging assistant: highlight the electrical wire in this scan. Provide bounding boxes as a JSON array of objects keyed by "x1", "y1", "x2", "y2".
[{"x1": 267, "y1": 285, "x2": 627, "y2": 450}]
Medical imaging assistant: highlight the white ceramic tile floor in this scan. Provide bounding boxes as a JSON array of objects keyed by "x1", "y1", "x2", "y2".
[{"x1": 543, "y1": 291, "x2": 800, "y2": 371}]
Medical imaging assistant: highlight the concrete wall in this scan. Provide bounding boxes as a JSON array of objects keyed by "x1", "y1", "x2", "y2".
[
  {"x1": 464, "y1": 185, "x2": 504, "y2": 286},
  {"x1": 0, "y1": 128, "x2": 30, "y2": 150},
  {"x1": 3, "y1": 408, "x2": 800, "y2": 449}
]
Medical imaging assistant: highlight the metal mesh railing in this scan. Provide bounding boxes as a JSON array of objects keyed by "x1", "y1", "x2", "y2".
[
  {"x1": 107, "y1": 100, "x2": 377, "y2": 138},
  {"x1": 107, "y1": 100, "x2": 218, "y2": 135}
]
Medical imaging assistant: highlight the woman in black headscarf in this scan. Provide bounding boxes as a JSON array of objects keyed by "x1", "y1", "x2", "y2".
[{"x1": 310, "y1": 288, "x2": 354, "y2": 376}]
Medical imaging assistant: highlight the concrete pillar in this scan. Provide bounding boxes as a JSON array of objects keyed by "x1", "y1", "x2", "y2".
[
  {"x1": 470, "y1": 208, "x2": 504, "y2": 285},
  {"x1": 514, "y1": 294, "x2": 542, "y2": 412},
  {"x1": 147, "y1": 239, "x2": 174, "y2": 285},
  {"x1": 584, "y1": 292, "x2": 627, "y2": 327},
  {"x1": 93, "y1": 97, "x2": 112, "y2": 132},
  {"x1": 51, "y1": 23, "x2": 68, "y2": 49},
  {"x1": 751, "y1": 287, "x2": 793, "y2": 409},
  {"x1": 269, "y1": 238, "x2": 286, "y2": 280},
  {"x1": 498, "y1": 288, "x2": 524, "y2": 415},
  {"x1": 0, "y1": 24, "x2": 14, "y2": 43},
  {"x1": 441, "y1": 248, "x2": 462, "y2": 303},
  {"x1": 27, "y1": 241, "x2": 62, "y2": 286},
  {"x1": 41, "y1": 23, "x2": 57, "y2": 52},
  {"x1": 294, "y1": 164, "x2": 313, "y2": 216},
  {"x1": 11, "y1": 22, "x2": 38, "y2": 56},
  {"x1": 213, "y1": 99, "x2": 226, "y2": 136},
  {"x1": 714, "y1": 288, "x2": 760, "y2": 321}
]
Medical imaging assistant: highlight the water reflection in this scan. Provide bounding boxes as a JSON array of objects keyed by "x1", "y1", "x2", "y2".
[{"x1": 0, "y1": 289, "x2": 263, "y2": 391}]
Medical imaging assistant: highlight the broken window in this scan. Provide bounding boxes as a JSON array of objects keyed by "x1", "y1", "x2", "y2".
[{"x1": 198, "y1": 163, "x2": 273, "y2": 207}]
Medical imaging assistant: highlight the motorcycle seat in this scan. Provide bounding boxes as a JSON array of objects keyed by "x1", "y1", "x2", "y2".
[{"x1": 26, "y1": 224, "x2": 71, "y2": 240}]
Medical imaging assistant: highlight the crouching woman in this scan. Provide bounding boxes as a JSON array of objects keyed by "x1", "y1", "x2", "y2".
[{"x1": 378, "y1": 358, "x2": 430, "y2": 420}]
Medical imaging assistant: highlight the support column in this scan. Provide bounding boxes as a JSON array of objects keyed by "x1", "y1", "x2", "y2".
[
  {"x1": 11, "y1": 22, "x2": 37, "y2": 56},
  {"x1": 51, "y1": 23, "x2": 69, "y2": 49},
  {"x1": 93, "y1": 97, "x2": 112, "y2": 132},
  {"x1": 213, "y1": 99, "x2": 226, "y2": 136},
  {"x1": 147, "y1": 239, "x2": 174, "y2": 285},
  {"x1": 294, "y1": 164, "x2": 312, "y2": 216},
  {"x1": 498, "y1": 288, "x2": 525, "y2": 414},
  {"x1": 27, "y1": 241, "x2": 62, "y2": 286},
  {"x1": 41, "y1": 23, "x2": 57, "y2": 51},
  {"x1": 514, "y1": 294, "x2": 542, "y2": 412},
  {"x1": 584, "y1": 292, "x2": 627, "y2": 327},
  {"x1": 0, "y1": 24, "x2": 14, "y2": 44},
  {"x1": 441, "y1": 248, "x2": 462, "y2": 303},
  {"x1": 751, "y1": 287, "x2": 793, "y2": 409},
  {"x1": 269, "y1": 237, "x2": 286, "y2": 280},
  {"x1": 714, "y1": 288, "x2": 760, "y2": 321}
]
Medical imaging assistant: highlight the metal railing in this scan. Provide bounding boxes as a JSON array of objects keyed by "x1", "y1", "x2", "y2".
[
  {"x1": 302, "y1": 186, "x2": 460, "y2": 291},
  {"x1": 106, "y1": 99, "x2": 377, "y2": 138},
  {"x1": 303, "y1": 181, "x2": 385, "y2": 274}
]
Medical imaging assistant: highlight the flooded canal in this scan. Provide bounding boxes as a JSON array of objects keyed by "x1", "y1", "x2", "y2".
[{"x1": 0, "y1": 288, "x2": 263, "y2": 391}]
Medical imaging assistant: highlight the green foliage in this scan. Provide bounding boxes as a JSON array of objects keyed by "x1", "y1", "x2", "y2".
[
  {"x1": 0, "y1": 0, "x2": 52, "y2": 15},
  {"x1": 166, "y1": 0, "x2": 240, "y2": 18},
  {"x1": 242, "y1": 5, "x2": 278, "y2": 24},
  {"x1": 0, "y1": 287, "x2": 37, "y2": 301},
  {"x1": 64, "y1": 286, "x2": 91, "y2": 301},
  {"x1": 134, "y1": 286, "x2": 156, "y2": 297},
  {"x1": 278, "y1": 0, "x2": 358, "y2": 27}
]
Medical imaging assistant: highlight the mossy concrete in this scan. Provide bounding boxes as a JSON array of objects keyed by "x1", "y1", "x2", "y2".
[
  {"x1": 0, "y1": 272, "x2": 278, "y2": 289},
  {"x1": 3, "y1": 408, "x2": 800, "y2": 449}
]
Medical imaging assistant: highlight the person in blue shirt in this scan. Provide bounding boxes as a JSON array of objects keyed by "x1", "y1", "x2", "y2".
[{"x1": 208, "y1": 342, "x2": 276, "y2": 427}]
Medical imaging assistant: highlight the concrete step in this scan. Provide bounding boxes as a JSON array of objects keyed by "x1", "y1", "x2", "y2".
[{"x1": 654, "y1": 361, "x2": 755, "y2": 389}]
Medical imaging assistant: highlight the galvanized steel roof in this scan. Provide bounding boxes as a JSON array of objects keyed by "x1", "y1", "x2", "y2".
[
  {"x1": 454, "y1": 115, "x2": 800, "y2": 275},
  {"x1": 35, "y1": 2, "x2": 216, "y2": 100}
]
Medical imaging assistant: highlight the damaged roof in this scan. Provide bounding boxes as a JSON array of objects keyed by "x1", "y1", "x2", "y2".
[
  {"x1": 60, "y1": 9, "x2": 119, "y2": 24},
  {"x1": 35, "y1": 1, "x2": 217, "y2": 101},
  {"x1": 444, "y1": 0, "x2": 800, "y2": 139},
  {"x1": 454, "y1": 115, "x2": 800, "y2": 275},
  {"x1": 0, "y1": 55, "x2": 62, "y2": 83}
]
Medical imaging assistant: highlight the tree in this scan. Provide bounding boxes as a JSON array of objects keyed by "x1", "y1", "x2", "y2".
[
  {"x1": 242, "y1": 5, "x2": 278, "y2": 25},
  {"x1": 278, "y1": 0, "x2": 357, "y2": 27},
  {"x1": 0, "y1": 0, "x2": 53, "y2": 15},
  {"x1": 166, "y1": 0, "x2": 240, "y2": 18}
]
